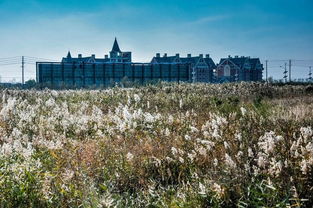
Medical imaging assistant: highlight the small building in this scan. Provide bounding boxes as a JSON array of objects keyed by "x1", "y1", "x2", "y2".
[
  {"x1": 216, "y1": 56, "x2": 263, "y2": 82},
  {"x1": 151, "y1": 53, "x2": 216, "y2": 83}
]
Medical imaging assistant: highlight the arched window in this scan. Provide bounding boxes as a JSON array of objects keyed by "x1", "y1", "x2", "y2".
[{"x1": 224, "y1": 65, "x2": 231, "y2": 76}]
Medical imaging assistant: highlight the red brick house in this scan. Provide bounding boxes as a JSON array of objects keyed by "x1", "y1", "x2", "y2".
[{"x1": 216, "y1": 56, "x2": 263, "y2": 82}]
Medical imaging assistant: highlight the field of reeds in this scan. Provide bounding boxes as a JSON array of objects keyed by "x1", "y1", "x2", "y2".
[{"x1": 0, "y1": 82, "x2": 312, "y2": 208}]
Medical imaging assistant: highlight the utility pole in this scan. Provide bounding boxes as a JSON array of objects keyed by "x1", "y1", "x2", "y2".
[
  {"x1": 22, "y1": 56, "x2": 25, "y2": 85},
  {"x1": 283, "y1": 62, "x2": 288, "y2": 83},
  {"x1": 289, "y1": 59, "x2": 292, "y2": 82},
  {"x1": 309, "y1": 66, "x2": 312, "y2": 82},
  {"x1": 265, "y1": 60, "x2": 268, "y2": 82}
]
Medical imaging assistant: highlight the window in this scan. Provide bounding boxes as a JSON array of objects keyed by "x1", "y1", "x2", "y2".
[{"x1": 224, "y1": 65, "x2": 231, "y2": 76}]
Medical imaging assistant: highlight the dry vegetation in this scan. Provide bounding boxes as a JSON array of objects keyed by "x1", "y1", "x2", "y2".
[{"x1": 0, "y1": 82, "x2": 313, "y2": 207}]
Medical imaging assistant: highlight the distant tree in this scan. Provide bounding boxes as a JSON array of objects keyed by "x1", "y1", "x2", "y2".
[
  {"x1": 268, "y1": 76, "x2": 274, "y2": 83},
  {"x1": 25, "y1": 79, "x2": 37, "y2": 88}
]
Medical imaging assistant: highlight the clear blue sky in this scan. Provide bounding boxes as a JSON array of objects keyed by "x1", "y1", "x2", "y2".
[{"x1": 0, "y1": 0, "x2": 313, "y2": 81}]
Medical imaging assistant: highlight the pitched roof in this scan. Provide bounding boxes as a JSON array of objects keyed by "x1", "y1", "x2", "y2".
[
  {"x1": 152, "y1": 56, "x2": 179, "y2": 63},
  {"x1": 67, "y1": 51, "x2": 72, "y2": 59},
  {"x1": 227, "y1": 57, "x2": 247, "y2": 67},
  {"x1": 111, "y1": 38, "x2": 122, "y2": 53},
  {"x1": 204, "y1": 58, "x2": 216, "y2": 68},
  {"x1": 180, "y1": 57, "x2": 199, "y2": 64},
  {"x1": 62, "y1": 56, "x2": 110, "y2": 63},
  {"x1": 218, "y1": 57, "x2": 262, "y2": 70},
  {"x1": 152, "y1": 55, "x2": 216, "y2": 68}
]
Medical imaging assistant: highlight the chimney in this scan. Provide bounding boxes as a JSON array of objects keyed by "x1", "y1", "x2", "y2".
[
  {"x1": 187, "y1": 54, "x2": 191, "y2": 58},
  {"x1": 176, "y1": 53, "x2": 180, "y2": 58},
  {"x1": 206, "y1": 54, "x2": 210, "y2": 58},
  {"x1": 164, "y1": 53, "x2": 167, "y2": 57},
  {"x1": 91, "y1": 54, "x2": 95, "y2": 59},
  {"x1": 199, "y1": 54, "x2": 203, "y2": 58},
  {"x1": 105, "y1": 55, "x2": 109, "y2": 59},
  {"x1": 156, "y1": 53, "x2": 160, "y2": 58},
  {"x1": 78, "y1": 54, "x2": 82, "y2": 58}
]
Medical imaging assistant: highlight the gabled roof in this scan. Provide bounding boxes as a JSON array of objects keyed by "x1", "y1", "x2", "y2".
[
  {"x1": 152, "y1": 56, "x2": 179, "y2": 63},
  {"x1": 219, "y1": 57, "x2": 246, "y2": 67},
  {"x1": 94, "y1": 59, "x2": 110, "y2": 63},
  {"x1": 218, "y1": 57, "x2": 262, "y2": 70},
  {"x1": 62, "y1": 56, "x2": 110, "y2": 63},
  {"x1": 152, "y1": 55, "x2": 216, "y2": 68},
  {"x1": 180, "y1": 57, "x2": 199, "y2": 64},
  {"x1": 204, "y1": 58, "x2": 216, "y2": 68},
  {"x1": 111, "y1": 38, "x2": 122, "y2": 53}
]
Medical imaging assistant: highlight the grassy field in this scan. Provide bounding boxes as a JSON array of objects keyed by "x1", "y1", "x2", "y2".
[{"x1": 0, "y1": 82, "x2": 313, "y2": 207}]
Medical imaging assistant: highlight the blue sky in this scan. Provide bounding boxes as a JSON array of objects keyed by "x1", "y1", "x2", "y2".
[{"x1": 0, "y1": 0, "x2": 313, "y2": 81}]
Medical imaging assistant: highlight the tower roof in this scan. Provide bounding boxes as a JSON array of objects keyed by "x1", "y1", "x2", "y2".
[
  {"x1": 111, "y1": 38, "x2": 122, "y2": 53},
  {"x1": 66, "y1": 51, "x2": 72, "y2": 59}
]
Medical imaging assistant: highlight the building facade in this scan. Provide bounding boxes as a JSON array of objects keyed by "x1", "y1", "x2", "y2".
[
  {"x1": 37, "y1": 39, "x2": 191, "y2": 88},
  {"x1": 216, "y1": 56, "x2": 263, "y2": 82},
  {"x1": 151, "y1": 53, "x2": 216, "y2": 83},
  {"x1": 37, "y1": 39, "x2": 265, "y2": 88}
]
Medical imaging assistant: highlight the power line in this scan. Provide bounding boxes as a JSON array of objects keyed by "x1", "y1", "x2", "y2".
[
  {"x1": 0, "y1": 76, "x2": 34, "y2": 78},
  {"x1": 292, "y1": 60, "x2": 313, "y2": 62},
  {"x1": 291, "y1": 65, "x2": 313, "y2": 68},
  {"x1": 0, "y1": 62, "x2": 20, "y2": 65},
  {"x1": 265, "y1": 59, "x2": 313, "y2": 62},
  {"x1": 0, "y1": 57, "x2": 21, "y2": 61},
  {"x1": 24, "y1": 56, "x2": 58, "y2": 61},
  {"x1": 0, "y1": 63, "x2": 20, "y2": 66},
  {"x1": 0, "y1": 59, "x2": 21, "y2": 63},
  {"x1": 0, "y1": 56, "x2": 21, "y2": 60},
  {"x1": 0, "y1": 56, "x2": 58, "y2": 63}
]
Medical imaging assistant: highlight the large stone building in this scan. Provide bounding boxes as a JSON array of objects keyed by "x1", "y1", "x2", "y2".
[
  {"x1": 151, "y1": 53, "x2": 216, "y2": 83},
  {"x1": 36, "y1": 39, "x2": 191, "y2": 88},
  {"x1": 62, "y1": 38, "x2": 132, "y2": 64},
  {"x1": 216, "y1": 56, "x2": 263, "y2": 82},
  {"x1": 36, "y1": 39, "x2": 264, "y2": 88}
]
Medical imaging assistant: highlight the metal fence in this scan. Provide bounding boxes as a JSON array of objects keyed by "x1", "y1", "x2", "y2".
[
  {"x1": 36, "y1": 62, "x2": 191, "y2": 88},
  {"x1": 1, "y1": 57, "x2": 312, "y2": 84}
]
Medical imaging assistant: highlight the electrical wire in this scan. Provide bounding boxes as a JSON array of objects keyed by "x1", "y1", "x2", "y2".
[
  {"x1": 24, "y1": 56, "x2": 58, "y2": 61},
  {"x1": 0, "y1": 63, "x2": 20, "y2": 66}
]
